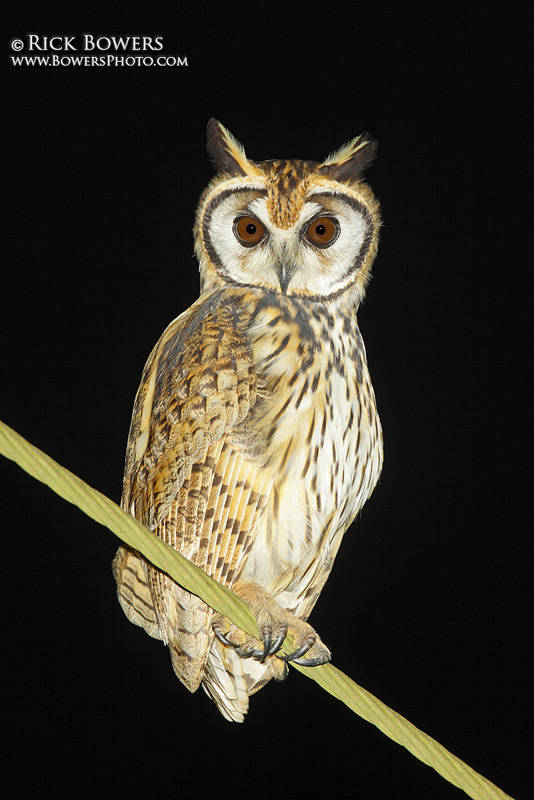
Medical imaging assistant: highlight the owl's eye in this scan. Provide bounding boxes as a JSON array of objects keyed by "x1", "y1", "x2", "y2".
[
  {"x1": 305, "y1": 216, "x2": 339, "y2": 248},
  {"x1": 233, "y1": 216, "x2": 266, "y2": 247}
]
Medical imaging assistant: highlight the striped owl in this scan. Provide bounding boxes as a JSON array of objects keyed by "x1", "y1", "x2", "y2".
[{"x1": 113, "y1": 119, "x2": 383, "y2": 722}]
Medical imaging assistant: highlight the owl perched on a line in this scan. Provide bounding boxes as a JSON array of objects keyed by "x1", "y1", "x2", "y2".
[{"x1": 113, "y1": 119, "x2": 383, "y2": 722}]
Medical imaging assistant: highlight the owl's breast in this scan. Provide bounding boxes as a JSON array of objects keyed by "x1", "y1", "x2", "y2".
[{"x1": 240, "y1": 295, "x2": 383, "y2": 599}]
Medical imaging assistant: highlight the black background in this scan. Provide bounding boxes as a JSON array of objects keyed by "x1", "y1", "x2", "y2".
[{"x1": 1, "y1": 5, "x2": 530, "y2": 799}]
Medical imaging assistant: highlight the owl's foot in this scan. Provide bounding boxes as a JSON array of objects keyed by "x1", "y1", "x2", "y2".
[
  {"x1": 275, "y1": 610, "x2": 332, "y2": 667},
  {"x1": 211, "y1": 581, "x2": 331, "y2": 670},
  {"x1": 212, "y1": 612, "x2": 287, "y2": 661}
]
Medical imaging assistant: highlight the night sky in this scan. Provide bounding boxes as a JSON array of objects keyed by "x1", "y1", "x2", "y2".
[{"x1": 2, "y1": 6, "x2": 529, "y2": 799}]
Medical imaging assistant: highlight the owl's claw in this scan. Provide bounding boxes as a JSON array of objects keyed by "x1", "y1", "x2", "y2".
[
  {"x1": 260, "y1": 628, "x2": 272, "y2": 660},
  {"x1": 276, "y1": 631, "x2": 331, "y2": 667},
  {"x1": 235, "y1": 645, "x2": 263, "y2": 659},
  {"x1": 235, "y1": 624, "x2": 288, "y2": 661},
  {"x1": 277, "y1": 642, "x2": 313, "y2": 663},
  {"x1": 291, "y1": 652, "x2": 331, "y2": 667},
  {"x1": 267, "y1": 626, "x2": 288, "y2": 658},
  {"x1": 213, "y1": 615, "x2": 287, "y2": 661},
  {"x1": 212, "y1": 591, "x2": 331, "y2": 669},
  {"x1": 213, "y1": 626, "x2": 240, "y2": 649},
  {"x1": 257, "y1": 622, "x2": 288, "y2": 660}
]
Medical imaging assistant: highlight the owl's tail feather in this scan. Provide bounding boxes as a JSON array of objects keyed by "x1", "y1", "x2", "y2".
[
  {"x1": 202, "y1": 639, "x2": 250, "y2": 722},
  {"x1": 202, "y1": 639, "x2": 277, "y2": 721}
]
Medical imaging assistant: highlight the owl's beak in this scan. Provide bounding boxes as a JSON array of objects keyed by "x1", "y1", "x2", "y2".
[
  {"x1": 277, "y1": 266, "x2": 290, "y2": 294},
  {"x1": 275, "y1": 250, "x2": 297, "y2": 294}
]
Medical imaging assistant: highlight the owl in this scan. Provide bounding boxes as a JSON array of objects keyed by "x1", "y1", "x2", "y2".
[{"x1": 113, "y1": 119, "x2": 383, "y2": 722}]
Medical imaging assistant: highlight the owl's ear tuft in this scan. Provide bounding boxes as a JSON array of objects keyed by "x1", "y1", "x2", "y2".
[
  {"x1": 319, "y1": 133, "x2": 378, "y2": 183},
  {"x1": 206, "y1": 118, "x2": 250, "y2": 176}
]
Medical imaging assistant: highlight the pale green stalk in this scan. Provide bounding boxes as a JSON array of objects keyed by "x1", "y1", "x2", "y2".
[{"x1": 0, "y1": 419, "x2": 515, "y2": 800}]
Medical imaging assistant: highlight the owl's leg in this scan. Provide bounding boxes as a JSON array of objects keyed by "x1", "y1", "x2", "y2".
[{"x1": 212, "y1": 581, "x2": 331, "y2": 670}]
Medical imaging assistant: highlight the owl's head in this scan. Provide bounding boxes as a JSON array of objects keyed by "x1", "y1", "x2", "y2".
[{"x1": 194, "y1": 119, "x2": 380, "y2": 304}]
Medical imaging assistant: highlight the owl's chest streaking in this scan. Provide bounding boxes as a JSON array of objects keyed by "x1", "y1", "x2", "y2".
[{"x1": 237, "y1": 292, "x2": 383, "y2": 614}]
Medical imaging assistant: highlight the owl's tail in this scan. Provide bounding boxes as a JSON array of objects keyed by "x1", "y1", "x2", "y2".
[{"x1": 202, "y1": 639, "x2": 273, "y2": 722}]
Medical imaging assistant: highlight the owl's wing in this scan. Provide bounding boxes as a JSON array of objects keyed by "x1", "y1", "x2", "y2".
[{"x1": 113, "y1": 294, "x2": 268, "y2": 690}]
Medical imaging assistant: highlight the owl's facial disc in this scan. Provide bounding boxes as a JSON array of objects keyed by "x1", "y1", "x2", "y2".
[{"x1": 201, "y1": 185, "x2": 375, "y2": 300}]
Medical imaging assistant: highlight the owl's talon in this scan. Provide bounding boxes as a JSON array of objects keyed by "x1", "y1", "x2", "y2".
[
  {"x1": 267, "y1": 627, "x2": 288, "y2": 657},
  {"x1": 291, "y1": 652, "x2": 331, "y2": 667},
  {"x1": 277, "y1": 642, "x2": 313, "y2": 663},
  {"x1": 258, "y1": 623, "x2": 287, "y2": 659},
  {"x1": 234, "y1": 646, "x2": 253, "y2": 658},
  {"x1": 235, "y1": 645, "x2": 264, "y2": 659},
  {"x1": 213, "y1": 628, "x2": 240, "y2": 649},
  {"x1": 260, "y1": 628, "x2": 272, "y2": 661}
]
